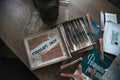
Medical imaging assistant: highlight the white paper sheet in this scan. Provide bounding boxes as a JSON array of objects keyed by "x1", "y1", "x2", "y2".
[
  {"x1": 105, "y1": 13, "x2": 117, "y2": 23},
  {"x1": 103, "y1": 22, "x2": 120, "y2": 56}
]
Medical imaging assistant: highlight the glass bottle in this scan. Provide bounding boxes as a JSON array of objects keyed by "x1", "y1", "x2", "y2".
[{"x1": 34, "y1": 0, "x2": 59, "y2": 22}]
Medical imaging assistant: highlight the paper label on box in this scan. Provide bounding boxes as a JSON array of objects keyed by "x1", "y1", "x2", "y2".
[{"x1": 31, "y1": 38, "x2": 59, "y2": 56}]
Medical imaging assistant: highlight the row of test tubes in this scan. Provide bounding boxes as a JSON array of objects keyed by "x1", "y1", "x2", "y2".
[{"x1": 59, "y1": 18, "x2": 95, "y2": 53}]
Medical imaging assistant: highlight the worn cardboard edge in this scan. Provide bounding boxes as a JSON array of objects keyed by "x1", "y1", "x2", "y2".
[{"x1": 24, "y1": 27, "x2": 72, "y2": 70}]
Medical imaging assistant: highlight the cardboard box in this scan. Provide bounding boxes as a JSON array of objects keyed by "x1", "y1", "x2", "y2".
[{"x1": 24, "y1": 17, "x2": 95, "y2": 70}]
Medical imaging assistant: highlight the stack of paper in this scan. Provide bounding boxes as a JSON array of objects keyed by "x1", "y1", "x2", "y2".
[
  {"x1": 103, "y1": 21, "x2": 120, "y2": 56},
  {"x1": 100, "y1": 11, "x2": 117, "y2": 30}
]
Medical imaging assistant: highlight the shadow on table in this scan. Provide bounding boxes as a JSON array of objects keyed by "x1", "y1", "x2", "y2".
[{"x1": 0, "y1": 39, "x2": 38, "y2": 80}]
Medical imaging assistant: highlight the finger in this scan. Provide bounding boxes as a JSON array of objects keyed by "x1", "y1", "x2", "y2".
[
  {"x1": 60, "y1": 73, "x2": 80, "y2": 78},
  {"x1": 60, "y1": 57, "x2": 83, "y2": 69},
  {"x1": 90, "y1": 68, "x2": 96, "y2": 79},
  {"x1": 78, "y1": 64, "x2": 82, "y2": 74}
]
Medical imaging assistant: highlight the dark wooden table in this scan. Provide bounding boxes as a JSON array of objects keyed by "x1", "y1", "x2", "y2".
[{"x1": 0, "y1": 0, "x2": 120, "y2": 80}]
